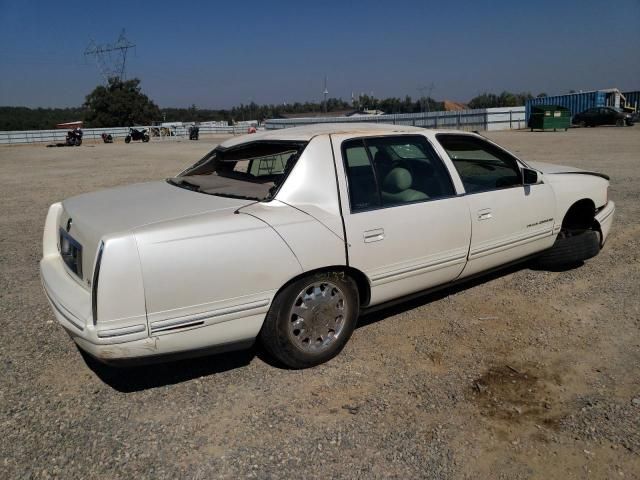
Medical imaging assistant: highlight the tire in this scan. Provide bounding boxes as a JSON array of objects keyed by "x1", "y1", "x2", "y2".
[
  {"x1": 536, "y1": 230, "x2": 600, "y2": 269},
  {"x1": 260, "y1": 271, "x2": 359, "y2": 368},
  {"x1": 616, "y1": 119, "x2": 624, "y2": 127},
  {"x1": 76, "y1": 138, "x2": 82, "y2": 146},
  {"x1": 143, "y1": 135, "x2": 150, "y2": 142},
  {"x1": 125, "y1": 136, "x2": 131, "y2": 144}
]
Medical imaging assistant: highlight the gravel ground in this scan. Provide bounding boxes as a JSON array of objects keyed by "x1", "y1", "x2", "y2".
[{"x1": 1, "y1": 127, "x2": 639, "y2": 479}]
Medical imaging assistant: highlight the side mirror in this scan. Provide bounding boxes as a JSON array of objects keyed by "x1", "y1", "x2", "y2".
[{"x1": 522, "y1": 168, "x2": 539, "y2": 185}]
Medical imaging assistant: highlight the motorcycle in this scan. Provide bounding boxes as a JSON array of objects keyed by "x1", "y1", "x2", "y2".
[
  {"x1": 124, "y1": 127, "x2": 150, "y2": 143},
  {"x1": 65, "y1": 128, "x2": 83, "y2": 146},
  {"x1": 101, "y1": 133, "x2": 113, "y2": 143},
  {"x1": 188, "y1": 125, "x2": 199, "y2": 140}
]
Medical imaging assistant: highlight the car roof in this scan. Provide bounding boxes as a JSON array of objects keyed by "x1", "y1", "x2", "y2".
[{"x1": 218, "y1": 123, "x2": 472, "y2": 149}]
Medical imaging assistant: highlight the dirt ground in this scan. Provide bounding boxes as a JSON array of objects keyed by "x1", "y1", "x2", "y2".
[{"x1": 1, "y1": 127, "x2": 639, "y2": 479}]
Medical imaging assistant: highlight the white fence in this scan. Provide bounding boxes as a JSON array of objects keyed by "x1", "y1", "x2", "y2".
[
  {"x1": 0, "y1": 123, "x2": 256, "y2": 145},
  {"x1": 0, "y1": 108, "x2": 527, "y2": 144},
  {"x1": 265, "y1": 107, "x2": 526, "y2": 131}
]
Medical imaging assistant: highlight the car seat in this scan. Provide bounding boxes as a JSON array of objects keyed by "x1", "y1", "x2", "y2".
[{"x1": 381, "y1": 167, "x2": 428, "y2": 204}]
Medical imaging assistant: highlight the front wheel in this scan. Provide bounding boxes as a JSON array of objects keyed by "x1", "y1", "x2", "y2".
[
  {"x1": 142, "y1": 134, "x2": 150, "y2": 142},
  {"x1": 616, "y1": 118, "x2": 625, "y2": 127},
  {"x1": 124, "y1": 135, "x2": 131, "y2": 144},
  {"x1": 260, "y1": 271, "x2": 359, "y2": 368},
  {"x1": 75, "y1": 138, "x2": 82, "y2": 146},
  {"x1": 536, "y1": 230, "x2": 600, "y2": 269}
]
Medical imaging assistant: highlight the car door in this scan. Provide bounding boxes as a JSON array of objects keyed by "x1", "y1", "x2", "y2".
[
  {"x1": 604, "y1": 107, "x2": 619, "y2": 125},
  {"x1": 596, "y1": 107, "x2": 608, "y2": 125},
  {"x1": 331, "y1": 133, "x2": 471, "y2": 306},
  {"x1": 434, "y1": 134, "x2": 556, "y2": 279},
  {"x1": 585, "y1": 108, "x2": 598, "y2": 125}
]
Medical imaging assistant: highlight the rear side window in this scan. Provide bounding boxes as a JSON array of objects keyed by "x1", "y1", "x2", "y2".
[
  {"x1": 342, "y1": 135, "x2": 456, "y2": 212},
  {"x1": 436, "y1": 134, "x2": 522, "y2": 193},
  {"x1": 343, "y1": 140, "x2": 378, "y2": 210}
]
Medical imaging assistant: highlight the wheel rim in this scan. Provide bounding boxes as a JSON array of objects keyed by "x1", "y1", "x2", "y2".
[{"x1": 288, "y1": 281, "x2": 347, "y2": 353}]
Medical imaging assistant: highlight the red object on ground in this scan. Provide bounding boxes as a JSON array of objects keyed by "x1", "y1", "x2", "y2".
[{"x1": 56, "y1": 121, "x2": 83, "y2": 129}]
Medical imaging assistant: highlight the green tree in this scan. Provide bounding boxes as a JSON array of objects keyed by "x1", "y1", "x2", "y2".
[
  {"x1": 468, "y1": 91, "x2": 533, "y2": 109},
  {"x1": 84, "y1": 77, "x2": 161, "y2": 127}
]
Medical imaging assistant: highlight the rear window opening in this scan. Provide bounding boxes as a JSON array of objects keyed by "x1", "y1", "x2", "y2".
[{"x1": 169, "y1": 141, "x2": 307, "y2": 200}]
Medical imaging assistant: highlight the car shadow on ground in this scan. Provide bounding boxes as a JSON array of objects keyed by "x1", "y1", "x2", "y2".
[
  {"x1": 356, "y1": 262, "x2": 527, "y2": 329},
  {"x1": 82, "y1": 346, "x2": 257, "y2": 393},
  {"x1": 85, "y1": 259, "x2": 577, "y2": 392}
]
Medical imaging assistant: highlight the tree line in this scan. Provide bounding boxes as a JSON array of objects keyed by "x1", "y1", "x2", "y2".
[{"x1": 0, "y1": 78, "x2": 539, "y2": 131}]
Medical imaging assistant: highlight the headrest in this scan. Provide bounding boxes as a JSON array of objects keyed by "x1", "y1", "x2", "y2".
[
  {"x1": 374, "y1": 149, "x2": 393, "y2": 164},
  {"x1": 382, "y1": 168, "x2": 412, "y2": 193}
]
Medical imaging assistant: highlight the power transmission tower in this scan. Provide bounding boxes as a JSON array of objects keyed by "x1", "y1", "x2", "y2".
[
  {"x1": 84, "y1": 29, "x2": 136, "y2": 84},
  {"x1": 417, "y1": 83, "x2": 435, "y2": 113},
  {"x1": 323, "y1": 76, "x2": 329, "y2": 113}
]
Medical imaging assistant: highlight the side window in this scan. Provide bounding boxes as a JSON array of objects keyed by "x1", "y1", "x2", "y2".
[
  {"x1": 343, "y1": 140, "x2": 379, "y2": 211},
  {"x1": 436, "y1": 134, "x2": 522, "y2": 194},
  {"x1": 342, "y1": 135, "x2": 456, "y2": 211}
]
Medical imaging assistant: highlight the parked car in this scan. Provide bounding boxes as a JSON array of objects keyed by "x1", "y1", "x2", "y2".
[
  {"x1": 573, "y1": 106, "x2": 635, "y2": 127},
  {"x1": 40, "y1": 124, "x2": 615, "y2": 368}
]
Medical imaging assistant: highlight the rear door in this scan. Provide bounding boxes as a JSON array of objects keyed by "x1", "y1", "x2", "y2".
[
  {"x1": 435, "y1": 134, "x2": 556, "y2": 278},
  {"x1": 331, "y1": 133, "x2": 471, "y2": 306}
]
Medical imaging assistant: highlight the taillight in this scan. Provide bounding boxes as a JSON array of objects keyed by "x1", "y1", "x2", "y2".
[{"x1": 92, "y1": 241, "x2": 104, "y2": 325}]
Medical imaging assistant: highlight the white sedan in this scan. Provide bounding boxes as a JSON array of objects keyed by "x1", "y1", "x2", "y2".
[{"x1": 40, "y1": 124, "x2": 615, "y2": 368}]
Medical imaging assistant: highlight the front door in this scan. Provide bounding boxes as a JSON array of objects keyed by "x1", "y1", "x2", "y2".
[
  {"x1": 331, "y1": 133, "x2": 471, "y2": 306},
  {"x1": 434, "y1": 134, "x2": 556, "y2": 278}
]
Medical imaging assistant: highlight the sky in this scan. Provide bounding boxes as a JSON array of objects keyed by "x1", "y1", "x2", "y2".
[{"x1": 0, "y1": 0, "x2": 639, "y2": 109}]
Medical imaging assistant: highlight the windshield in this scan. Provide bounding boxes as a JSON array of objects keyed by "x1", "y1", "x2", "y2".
[{"x1": 169, "y1": 141, "x2": 307, "y2": 200}]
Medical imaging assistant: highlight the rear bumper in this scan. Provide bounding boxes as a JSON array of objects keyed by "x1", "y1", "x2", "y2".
[
  {"x1": 41, "y1": 256, "x2": 264, "y2": 363},
  {"x1": 595, "y1": 200, "x2": 615, "y2": 246},
  {"x1": 41, "y1": 251, "x2": 265, "y2": 365},
  {"x1": 40, "y1": 255, "x2": 148, "y2": 354},
  {"x1": 41, "y1": 202, "x2": 267, "y2": 365}
]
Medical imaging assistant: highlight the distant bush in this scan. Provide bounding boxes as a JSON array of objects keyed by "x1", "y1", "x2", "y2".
[
  {"x1": 0, "y1": 106, "x2": 86, "y2": 130},
  {"x1": 468, "y1": 91, "x2": 534, "y2": 109}
]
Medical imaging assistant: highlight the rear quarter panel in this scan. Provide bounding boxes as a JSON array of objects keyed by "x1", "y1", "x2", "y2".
[{"x1": 133, "y1": 211, "x2": 302, "y2": 331}]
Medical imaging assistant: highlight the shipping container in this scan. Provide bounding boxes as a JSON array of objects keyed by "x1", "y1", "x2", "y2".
[
  {"x1": 622, "y1": 91, "x2": 640, "y2": 112},
  {"x1": 526, "y1": 91, "x2": 609, "y2": 122}
]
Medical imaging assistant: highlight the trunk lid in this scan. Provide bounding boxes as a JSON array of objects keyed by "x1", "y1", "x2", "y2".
[{"x1": 60, "y1": 181, "x2": 252, "y2": 284}]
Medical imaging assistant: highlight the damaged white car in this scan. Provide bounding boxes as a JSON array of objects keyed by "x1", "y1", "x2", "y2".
[{"x1": 41, "y1": 124, "x2": 615, "y2": 368}]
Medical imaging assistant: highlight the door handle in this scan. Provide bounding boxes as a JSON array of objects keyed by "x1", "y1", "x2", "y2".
[
  {"x1": 364, "y1": 228, "x2": 385, "y2": 243},
  {"x1": 478, "y1": 208, "x2": 492, "y2": 220}
]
